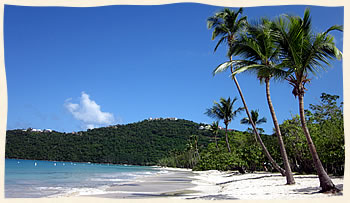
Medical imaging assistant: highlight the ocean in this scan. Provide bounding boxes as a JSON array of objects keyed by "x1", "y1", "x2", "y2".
[{"x1": 5, "y1": 158, "x2": 165, "y2": 198}]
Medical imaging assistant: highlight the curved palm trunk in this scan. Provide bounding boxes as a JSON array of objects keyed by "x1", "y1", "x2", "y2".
[
  {"x1": 265, "y1": 78, "x2": 295, "y2": 184},
  {"x1": 298, "y1": 94, "x2": 337, "y2": 192},
  {"x1": 224, "y1": 124, "x2": 231, "y2": 152},
  {"x1": 229, "y1": 62, "x2": 285, "y2": 175}
]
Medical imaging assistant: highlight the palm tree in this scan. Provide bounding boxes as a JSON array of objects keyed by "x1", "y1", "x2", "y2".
[
  {"x1": 205, "y1": 97, "x2": 243, "y2": 152},
  {"x1": 186, "y1": 135, "x2": 200, "y2": 168},
  {"x1": 208, "y1": 8, "x2": 286, "y2": 176},
  {"x1": 273, "y1": 8, "x2": 342, "y2": 192},
  {"x1": 209, "y1": 121, "x2": 220, "y2": 149},
  {"x1": 226, "y1": 18, "x2": 295, "y2": 184},
  {"x1": 241, "y1": 109, "x2": 267, "y2": 142}
]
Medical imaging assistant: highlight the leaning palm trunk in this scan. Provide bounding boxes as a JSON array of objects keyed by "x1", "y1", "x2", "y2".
[
  {"x1": 224, "y1": 124, "x2": 231, "y2": 153},
  {"x1": 265, "y1": 78, "x2": 295, "y2": 184},
  {"x1": 232, "y1": 75, "x2": 285, "y2": 176},
  {"x1": 298, "y1": 94, "x2": 337, "y2": 191},
  {"x1": 229, "y1": 61, "x2": 285, "y2": 176}
]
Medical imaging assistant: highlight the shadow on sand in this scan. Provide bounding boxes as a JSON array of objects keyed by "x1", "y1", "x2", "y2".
[
  {"x1": 217, "y1": 174, "x2": 281, "y2": 185},
  {"x1": 186, "y1": 194, "x2": 239, "y2": 200},
  {"x1": 292, "y1": 184, "x2": 343, "y2": 195}
]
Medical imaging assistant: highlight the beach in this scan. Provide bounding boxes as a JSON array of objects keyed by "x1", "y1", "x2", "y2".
[
  {"x1": 6, "y1": 159, "x2": 343, "y2": 199},
  {"x1": 4, "y1": 158, "x2": 345, "y2": 199},
  {"x1": 82, "y1": 168, "x2": 343, "y2": 200},
  {"x1": 187, "y1": 170, "x2": 344, "y2": 200}
]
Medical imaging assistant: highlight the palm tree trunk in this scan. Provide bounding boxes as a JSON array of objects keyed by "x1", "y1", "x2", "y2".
[
  {"x1": 229, "y1": 58, "x2": 285, "y2": 176},
  {"x1": 298, "y1": 94, "x2": 337, "y2": 192},
  {"x1": 251, "y1": 129, "x2": 258, "y2": 144},
  {"x1": 214, "y1": 133, "x2": 219, "y2": 149},
  {"x1": 225, "y1": 124, "x2": 231, "y2": 153},
  {"x1": 265, "y1": 78, "x2": 295, "y2": 184}
]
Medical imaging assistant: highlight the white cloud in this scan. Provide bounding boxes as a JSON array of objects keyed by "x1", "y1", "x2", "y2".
[{"x1": 64, "y1": 92, "x2": 115, "y2": 130}]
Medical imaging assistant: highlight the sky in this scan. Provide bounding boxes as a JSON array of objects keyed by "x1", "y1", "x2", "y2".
[{"x1": 4, "y1": 3, "x2": 344, "y2": 134}]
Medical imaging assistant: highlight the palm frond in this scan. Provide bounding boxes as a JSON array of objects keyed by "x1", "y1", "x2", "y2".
[
  {"x1": 240, "y1": 117, "x2": 250, "y2": 124},
  {"x1": 214, "y1": 37, "x2": 227, "y2": 52},
  {"x1": 213, "y1": 61, "x2": 234, "y2": 76},
  {"x1": 325, "y1": 25, "x2": 343, "y2": 34},
  {"x1": 231, "y1": 63, "x2": 264, "y2": 76},
  {"x1": 256, "y1": 117, "x2": 267, "y2": 125}
]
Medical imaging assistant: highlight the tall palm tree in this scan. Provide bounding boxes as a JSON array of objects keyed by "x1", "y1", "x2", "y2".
[
  {"x1": 209, "y1": 121, "x2": 220, "y2": 149},
  {"x1": 208, "y1": 8, "x2": 286, "y2": 176},
  {"x1": 226, "y1": 18, "x2": 295, "y2": 184},
  {"x1": 273, "y1": 8, "x2": 342, "y2": 191},
  {"x1": 187, "y1": 135, "x2": 200, "y2": 167},
  {"x1": 205, "y1": 97, "x2": 243, "y2": 152},
  {"x1": 241, "y1": 109, "x2": 267, "y2": 142}
]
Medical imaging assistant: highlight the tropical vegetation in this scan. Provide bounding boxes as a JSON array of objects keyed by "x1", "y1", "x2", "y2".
[
  {"x1": 206, "y1": 7, "x2": 342, "y2": 191},
  {"x1": 158, "y1": 93, "x2": 344, "y2": 178}
]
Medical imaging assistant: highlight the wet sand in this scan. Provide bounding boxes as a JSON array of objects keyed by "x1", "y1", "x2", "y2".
[{"x1": 85, "y1": 168, "x2": 198, "y2": 199}]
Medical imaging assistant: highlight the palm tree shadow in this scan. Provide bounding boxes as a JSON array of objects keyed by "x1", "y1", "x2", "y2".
[
  {"x1": 186, "y1": 194, "x2": 238, "y2": 200},
  {"x1": 292, "y1": 184, "x2": 343, "y2": 195},
  {"x1": 223, "y1": 172, "x2": 241, "y2": 177},
  {"x1": 217, "y1": 174, "x2": 281, "y2": 185},
  {"x1": 292, "y1": 186, "x2": 323, "y2": 194}
]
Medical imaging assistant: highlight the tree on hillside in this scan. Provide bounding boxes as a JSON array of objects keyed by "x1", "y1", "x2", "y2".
[
  {"x1": 240, "y1": 109, "x2": 267, "y2": 141},
  {"x1": 209, "y1": 121, "x2": 220, "y2": 149},
  {"x1": 273, "y1": 8, "x2": 342, "y2": 192},
  {"x1": 208, "y1": 8, "x2": 286, "y2": 176},
  {"x1": 205, "y1": 97, "x2": 243, "y2": 152}
]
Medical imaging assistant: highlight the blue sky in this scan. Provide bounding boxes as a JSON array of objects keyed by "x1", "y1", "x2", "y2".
[{"x1": 4, "y1": 3, "x2": 344, "y2": 134}]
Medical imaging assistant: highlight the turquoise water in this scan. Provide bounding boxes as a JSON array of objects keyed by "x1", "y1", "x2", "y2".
[{"x1": 5, "y1": 159, "x2": 161, "y2": 198}]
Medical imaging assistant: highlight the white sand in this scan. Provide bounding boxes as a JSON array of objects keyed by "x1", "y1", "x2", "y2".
[{"x1": 184, "y1": 170, "x2": 344, "y2": 200}]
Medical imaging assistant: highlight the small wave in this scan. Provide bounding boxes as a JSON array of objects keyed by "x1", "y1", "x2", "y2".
[
  {"x1": 37, "y1": 186, "x2": 65, "y2": 191},
  {"x1": 157, "y1": 170, "x2": 170, "y2": 174},
  {"x1": 48, "y1": 185, "x2": 112, "y2": 197},
  {"x1": 89, "y1": 178, "x2": 125, "y2": 182}
]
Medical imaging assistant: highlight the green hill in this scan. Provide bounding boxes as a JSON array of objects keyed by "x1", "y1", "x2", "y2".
[{"x1": 5, "y1": 119, "x2": 212, "y2": 165}]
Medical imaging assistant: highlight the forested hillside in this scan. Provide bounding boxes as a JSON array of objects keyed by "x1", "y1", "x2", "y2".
[{"x1": 5, "y1": 119, "x2": 212, "y2": 165}]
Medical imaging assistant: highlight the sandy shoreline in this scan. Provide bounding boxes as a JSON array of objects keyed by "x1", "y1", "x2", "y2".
[
  {"x1": 81, "y1": 167, "x2": 197, "y2": 199},
  {"x1": 77, "y1": 167, "x2": 344, "y2": 200}
]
